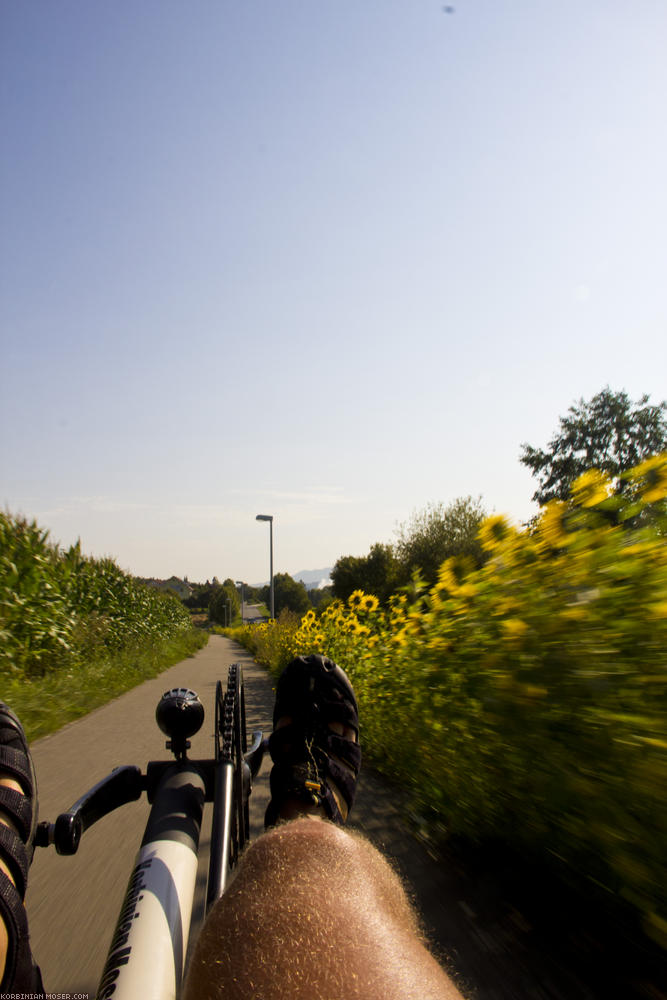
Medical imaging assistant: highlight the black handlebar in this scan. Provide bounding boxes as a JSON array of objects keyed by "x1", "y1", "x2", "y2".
[
  {"x1": 33, "y1": 678, "x2": 266, "y2": 860},
  {"x1": 34, "y1": 765, "x2": 144, "y2": 854}
]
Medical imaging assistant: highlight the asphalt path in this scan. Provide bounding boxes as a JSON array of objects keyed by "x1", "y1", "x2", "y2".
[
  {"x1": 241, "y1": 602, "x2": 265, "y2": 623},
  {"x1": 24, "y1": 636, "x2": 643, "y2": 999}
]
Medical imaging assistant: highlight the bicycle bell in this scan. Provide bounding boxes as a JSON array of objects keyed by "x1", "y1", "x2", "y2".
[{"x1": 156, "y1": 687, "x2": 205, "y2": 758}]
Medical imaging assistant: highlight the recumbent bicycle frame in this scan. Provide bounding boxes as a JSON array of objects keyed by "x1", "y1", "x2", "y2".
[{"x1": 34, "y1": 663, "x2": 264, "y2": 999}]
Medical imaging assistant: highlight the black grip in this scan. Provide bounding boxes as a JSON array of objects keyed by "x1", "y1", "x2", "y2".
[{"x1": 52, "y1": 765, "x2": 144, "y2": 855}]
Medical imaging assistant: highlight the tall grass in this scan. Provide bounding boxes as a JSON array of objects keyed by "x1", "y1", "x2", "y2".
[{"x1": 3, "y1": 629, "x2": 207, "y2": 741}]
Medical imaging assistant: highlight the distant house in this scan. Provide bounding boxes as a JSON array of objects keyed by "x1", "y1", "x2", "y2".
[{"x1": 142, "y1": 576, "x2": 193, "y2": 600}]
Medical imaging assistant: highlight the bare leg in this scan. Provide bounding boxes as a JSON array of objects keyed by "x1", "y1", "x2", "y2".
[{"x1": 184, "y1": 817, "x2": 464, "y2": 1000}]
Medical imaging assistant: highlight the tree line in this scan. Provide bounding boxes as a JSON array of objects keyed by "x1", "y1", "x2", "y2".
[
  {"x1": 185, "y1": 387, "x2": 666, "y2": 621},
  {"x1": 332, "y1": 386, "x2": 666, "y2": 605},
  {"x1": 182, "y1": 573, "x2": 329, "y2": 623}
]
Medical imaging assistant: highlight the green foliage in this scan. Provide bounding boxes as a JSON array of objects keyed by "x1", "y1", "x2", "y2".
[
  {"x1": 331, "y1": 499, "x2": 486, "y2": 605},
  {"x1": 394, "y1": 496, "x2": 487, "y2": 586},
  {"x1": 5, "y1": 628, "x2": 207, "y2": 742},
  {"x1": 0, "y1": 511, "x2": 197, "y2": 678},
  {"x1": 269, "y1": 573, "x2": 310, "y2": 616},
  {"x1": 235, "y1": 459, "x2": 667, "y2": 948},
  {"x1": 209, "y1": 579, "x2": 241, "y2": 625},
  {"x1": 183, "y1": 579, "x2": 220, "y2": 610},
  {"x1": 227, "y1": 608, "x2": 301, "y2": 672},
  {"x1": 331, "y1": 543, "x2": 400, "y2": 606},
  {"x1": 240, "y1": 582, "x2": 262, "y2": 605},
  {"x1": 520, "y1": 386, "x2": 667, "y2": 505},
  {"x1": 309, "y1": 585, "x2": 334, "y2": 613}
]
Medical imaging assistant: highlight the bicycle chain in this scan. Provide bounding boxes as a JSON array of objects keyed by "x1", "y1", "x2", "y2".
[{"x1": 220, "y1": 663, "x2": 237, "y2": 762}]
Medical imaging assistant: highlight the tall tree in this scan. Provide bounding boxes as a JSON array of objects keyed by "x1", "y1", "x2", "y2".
[
  {"x1": 394, "y1": 496, "x2": 487, "y2": 587},
  {"x1": 520, "y1": 387, "x2": 667, "y2": 505},
  {"x1": 266, "y1": 573, "x2": 311, "y2": 616},
  {"x1": 331, "y1": 543, "x2": 399, "y2": 605},
  {"x1": 209, "y1": 579, "x2": 241, "y2": 625}
]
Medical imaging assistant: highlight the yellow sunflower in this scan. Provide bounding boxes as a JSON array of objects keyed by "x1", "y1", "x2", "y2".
[
  {"x1": 479, "y1": 515, "x2": 512, "y2": 552},
  {"x1": 571, "y1": 469, "x2": 612, "y2": 508},
  {"x1": 348, "y1": 590, "x2": 365, "y2": 611},
  {"x1": 540, "y1": 500, "x2": 568, "y2": 548},
  {"x1": 632, "y1": 454, "x2": 667, "y2": 504}
]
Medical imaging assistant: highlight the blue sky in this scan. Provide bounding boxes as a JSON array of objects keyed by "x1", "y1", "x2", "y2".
[{"x1": 2, "y1": 1, "x2": 666, "y2": 584}]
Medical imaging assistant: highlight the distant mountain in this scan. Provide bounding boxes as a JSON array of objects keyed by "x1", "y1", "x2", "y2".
[
  {"x1": 292, "y1": 567, "x2": 333, "y2": 590},
  {"x1": 252, "y1": 568, "x2": 333, "y2": 590}
]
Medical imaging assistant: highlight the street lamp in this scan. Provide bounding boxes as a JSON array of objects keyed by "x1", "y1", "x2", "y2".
[
  {"x1": 255, "y1": 514, "x2": 274, "y2": 620},
  {"x1": 235, "y1": 580, "x2": 245, "y2": 623}
]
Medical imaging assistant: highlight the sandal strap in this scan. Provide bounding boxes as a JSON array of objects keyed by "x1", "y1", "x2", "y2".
[
  {"x1": 269, "y1": 722, "x2": 361, "y2": 773},
  {"x1": 0, "y1": 824, "x2": 28, "y2": 899},
  {"x1": 0, "y1": 869, "x2": 43, "y2": 993},
  {"x1": 327, "y1": 735, "x2": 362, "y2": 807},
  {"x1": 266, "y1": 656, "x2": 362, "y2": 827},
  {"x1": 0, "y1": 868, "x2": 28, "y2": 990},
  {"x1": 268, "y1": 727, "x2": 362, "y2": 820},
  {"x1": 267, "y1": 762, "x2": 343, "y2": 824},
  {"x1": 0, "y1": 786, "x2": 32, "y2": 844},
  {"x1": 0, "y1": 746, "x2": 34, "y2": 797},
  {"x1": 272, "y1": 655, "x2": 359, "y2": 734},
  {"x1": 266, "y1": 744, "x2": 362, "y2": 824}
]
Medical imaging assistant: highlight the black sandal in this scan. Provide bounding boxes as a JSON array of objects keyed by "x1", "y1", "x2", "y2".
[
  {"x1": 0, "y1": 702, "x2": 44, "y2": 993},
  {"x1": 265, "y1": 655, "x2": 362, "y2": 828}
]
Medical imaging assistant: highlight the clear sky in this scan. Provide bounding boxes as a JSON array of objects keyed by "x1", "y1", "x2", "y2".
[{"x1": 2, "y1": 1, "x2": 666, "y2": 585}]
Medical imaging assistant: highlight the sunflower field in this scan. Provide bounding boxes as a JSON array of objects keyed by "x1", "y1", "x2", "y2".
[{"x1": 231, "y1": 456, "x2": 667, "y2": 947}]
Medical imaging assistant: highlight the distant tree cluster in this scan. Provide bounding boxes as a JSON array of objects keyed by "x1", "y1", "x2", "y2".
[
  {"x1": 174, "y1": 387, "x2": 666, "y2": 622},
  {"x1": 209, "y1": 578, "x2": 241, "y2": 626},
  {"x1": 394, "y1": 496, "x2": 486, "y2": 583},
  {"x1": 259, "y1": 573, "x2": 310, "y2": 617},
  {"x1": 331, "y1": 543, "x2": 400, "y2": 606},
  {"x1": 331, "y1": 496, "x2": 487, "y2": 606},
  {"x1": 182, "y1": 579, "x2": 220, "y2": 610},
  {"x1": 329, "y1": 387, "x2": 665, "y2": 609}
]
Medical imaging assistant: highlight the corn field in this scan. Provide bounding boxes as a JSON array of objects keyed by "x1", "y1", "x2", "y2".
[{"x1": 0, "y1": 511, "x2": 194, "y2": 678}]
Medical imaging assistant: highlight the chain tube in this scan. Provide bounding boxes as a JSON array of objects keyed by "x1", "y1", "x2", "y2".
[
  {"x1": 211, "y1": 664, "x2": 249, "y2": 883},
  {"x1": 232, "y1": 666, "x2": 246, "y2": 852},
  {"x1": 223, "y1": 665, "x2": 239, "y2": 865},
  {"x1": 213, "y1": 679, "x2": 223, "y2": 764}
]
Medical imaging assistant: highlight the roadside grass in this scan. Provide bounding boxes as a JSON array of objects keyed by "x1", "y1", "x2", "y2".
[{"x1": 4, "y1": 629, "x2": 208, "y2": 742}]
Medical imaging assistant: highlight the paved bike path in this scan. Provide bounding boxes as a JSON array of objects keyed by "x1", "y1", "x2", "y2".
[{"x1": 26, "y1": 636, "x2": 613, "y2": 999}]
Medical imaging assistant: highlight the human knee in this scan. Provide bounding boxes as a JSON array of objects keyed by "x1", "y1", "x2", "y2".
[
  {"x1": 233, "y1": 818, "x2": 356, "y2": 897},
  {"x1": 186, "y1": 820, "x2": 457, "y2": 1000},
  {"x1": 236, "y1": 819, "x2": 419, "y2": 933},
  {"x1": 252, "y1": 816, "x2": 351, "y2": 861}
]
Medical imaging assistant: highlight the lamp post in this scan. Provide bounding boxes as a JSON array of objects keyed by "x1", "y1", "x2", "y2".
[
  {"x1": 235, "y1": 580, "x2": 245, "y2": 623},
  {"x1": 255, "y1": 514, "x2": 274, "y2": 620}
]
